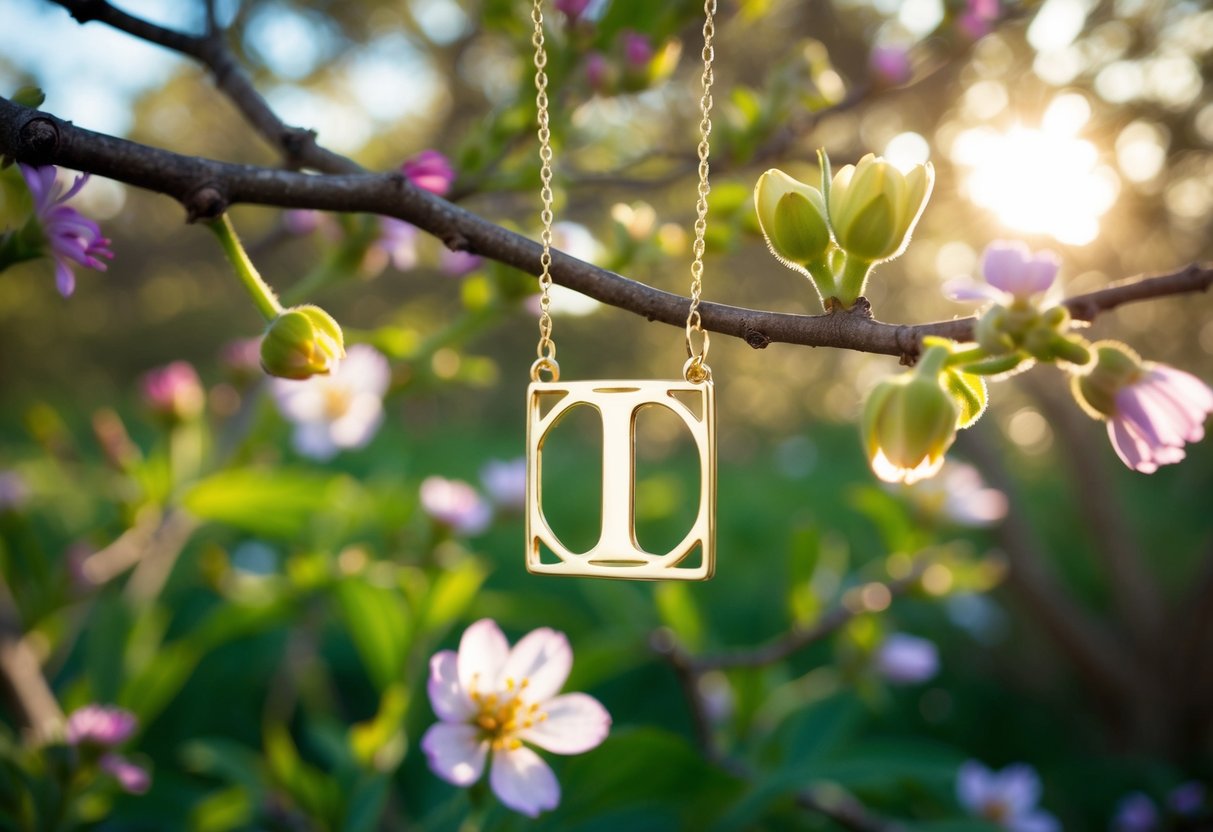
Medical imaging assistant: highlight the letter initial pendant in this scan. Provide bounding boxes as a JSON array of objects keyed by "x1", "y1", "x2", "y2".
[{"x1": 525, "y1": 379, "x2": 716, "y2": 581}]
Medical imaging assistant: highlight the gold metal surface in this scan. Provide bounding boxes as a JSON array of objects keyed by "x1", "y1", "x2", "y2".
[{"x1": 526, "y1": 380, "x2": 716, "y2": 581}]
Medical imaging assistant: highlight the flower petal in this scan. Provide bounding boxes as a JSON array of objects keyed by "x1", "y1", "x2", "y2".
[
  {"x1": 957, "y1": 760, "x2": 994, "y2": 813},
  {"x1": 489, "y1": 744, "x2": 560, "y2": 817},
  {"x1": 53, "y1": 259, "x2": 76, "y2": 297},
  {"x1": 420, "y1": 723, "x2": 488, "y2": 786},
  {"x1": 499, "y1": 627, "x2": 572, "y2": 703},
  {"x1": 993, "y1": 763, "x2": 1041, "y2": 815},
  {"x1": 292, "y1": 422, "x2": 339, "y2": 461},
  {"x1": 1010, "y1": 810, "x2": 1061, "y2": 832},
  {"x1": 520, "y1": 692, "x2": 611, "y2": 754},
  {"x1": 458, "y1": 619, "x2": 510, "y2": 697},
  {"x1": 428, "y1": 650, "x2": 474, "y2": 722},
  {"x1": 942, "y1": 277, "x2": 1001, "y2": 303}
]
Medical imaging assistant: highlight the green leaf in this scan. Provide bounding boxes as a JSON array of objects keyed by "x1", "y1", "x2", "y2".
[
  {"x1": 349, "y1": 683, "x2": 409, "y2": 772},
  {"x1": 335, "y1": 578, "x2": 411, "y2": 691},
  {"x1": 419, "y1": 558, "x2": 488, "y2": 635},
  {"x1": 654, "y1": 582, "x2": 704, "y2": 651},
  {"x1": 188, "y1": 786, "x2": 254, "y2": 832},
  {"x1": 787, "y1": 526, "x2": 821, "y2": 625},
  {"x1": 944, "y1": 369, "x2": 988, "y2": 429},
  {"x1": 182, "y1": 468, "x2": 339, "y2": 538}
]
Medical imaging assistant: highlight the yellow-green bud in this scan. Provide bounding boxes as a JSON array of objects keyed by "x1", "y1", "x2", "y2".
[
  {"x1": 975, "y1": 307, "x2": 1016, "y2": 355},
  {"x1": 754, "y1": 169, "x2": 832, "y2": 267},
  {"x1": 826, "y1": 153, "x2": 934, "y2": 263},
  {"x1": 1071, "y1": 340, "x2": 1142, "y2": 419},
  {"x1": 260, "y1": 305, "x2": 346, "y2": 380},
  {"x1": 861, "y1": 353, "x2": 959, "y2": 484}
]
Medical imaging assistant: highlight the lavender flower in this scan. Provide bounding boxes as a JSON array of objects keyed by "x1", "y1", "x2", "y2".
[
  {"x1": 957, "y1": 761, "x2": 1060, "y2": 832},
  {"x1": 1107, "y1": 363, "x2": 1213, "y2": 473},
  {"x1": 0, "y1": 471, "x2": 29, "y2": 511},
  {"x1": 375, "y1": 218, "x2": 419, "y2": 272},
  {"x1": 870, "y1": 45, "x2": 912, "y2": 86},
  {"x1": 1111, "y1": 792, "x2": 1159, "y2": 832},
  {"x1": 481, "y1": 458, "x2": 527, "y2": 511},
  {"x1": 18, "y1": 164, "x2": 113, "y2": 297},
  {"x1": 873, "y1": 633, "x2": 940, "y2": 684},
  {"x1": 944, "y1": 241, "x2": 1060, "y2": 307},
  {"x1": 1167, "y1": 782, "x2": 1205, "y2": 815},
  {"x1": 420, "y1": 476, "x2": 492, "y2": 536},
  {"x1": 66, "y1": 705, "x2": 137, "y2": 747},
  {"x1": 272, "y1": 344, "x2": 391, "y2": 461},
  {"x1": 422, "y1": 619, "x2": 611, "y2": 817},
  {"x1": 440, "y1": 249, "x2": 482, "y2": 277},
  {"x1": 100, "y1": 753, "x2": 150, "y2": 794}
]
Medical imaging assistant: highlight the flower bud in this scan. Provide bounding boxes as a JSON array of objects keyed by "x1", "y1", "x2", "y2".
[
  {"x1": 754, "y1": 169, "x2": 832, "y2": 268},
  {"x1": 260, "y1": 305, "x2": 346, "y2": 380},
  {"x1": 140, "y1": 361, "x2": 205, "y2": 424},
  {"x1": 862, "y1": 350, "x2": 959, "y2": 484},
  {"x1": 826, "y1": 153, "x2": 933, "y2": 263},
  {"x1": 1070, "y1": 340, "x2": 1142, "y2": 419}
]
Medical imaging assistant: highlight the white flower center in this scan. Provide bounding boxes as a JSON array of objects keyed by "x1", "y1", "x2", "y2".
[{"x1": 469, "y1": 676, "x2": 547, "y2": 751}]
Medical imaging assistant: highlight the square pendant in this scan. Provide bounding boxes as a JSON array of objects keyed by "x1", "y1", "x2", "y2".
[{"x1": 526, "y1": 379, "x2": 716, "y2": 581}]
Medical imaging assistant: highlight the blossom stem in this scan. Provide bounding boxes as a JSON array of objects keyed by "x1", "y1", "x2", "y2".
[
  {"x1": 945, "y1": 346, "x2": 988, "y2": 367},
  {"x1": 805, "y1": 254, "x2": 837, "y2": 305},
  {"x1": 836, "y1": 254, "x2": 873, "y2": 308},
  {"x1": 208, "y1": 214, "x2": 283, "y2": 322}
]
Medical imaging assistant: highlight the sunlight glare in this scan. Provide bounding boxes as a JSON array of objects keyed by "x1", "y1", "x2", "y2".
[{"x1": 951, "y1": 111, "x2": 1118, "y2": 245}]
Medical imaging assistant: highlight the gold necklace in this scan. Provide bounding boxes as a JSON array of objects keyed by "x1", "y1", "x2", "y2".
[{"x1": 525, "y1": 0, "x2": 718, "y2": 581}]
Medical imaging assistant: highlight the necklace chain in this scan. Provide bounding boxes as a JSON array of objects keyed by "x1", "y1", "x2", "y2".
[{"x1": 529, "y1": 0, "x2": 717, "y2": 383}]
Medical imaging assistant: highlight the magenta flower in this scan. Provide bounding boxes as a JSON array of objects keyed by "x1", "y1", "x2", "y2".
[
  {"x1": 621, "y1": 31, "x2": 654, "y2": 68},
  {"x1": 18, "y1": 164, "x2": 113, "y2": 297},
  {"x1": 945, "y1": 241, "x2": 1060, "y2": 307},
  {"x1": 958, "y1": 0, "x2": 1001, "y2": 39},
  {"x1": 272, "y1": 344, "x2": 391, "y2": 461},
  {"x1": 422, "y1": 619, "x2": 611, "y2": 817},
  {"x1": 869, "y1": 45, "x2": 912, "y2": 86},
  {"x1": 957, "y1": 761, "x2": 1059, "y2": 832},
  {"x1": 140, "y1": 361, "x2": 205, "y2": 423},
  {"x1": 481, "y1": 458, "x2": 527, "y2": 511},
  {"x1": 419, "y1": 476, "x2": 492, "y2": 536},
  {"x1": 100, "y1": 753, "x2": 150, "y2": 794},
  {"x1": 555, "y1": 0, "x2": 592, "y2": 21},
  {"x1": 402, "y1": 150, "x2": 456, "y2": 197},
  {"x1": 66, "y1": 705, "x2": 137, "y2": 747},
  {"x1": 585, "y1": 51, "x2": 609, "y2": 91},
  {"x1": 873, "y1": 633, "x2": 939, "y2": 684}
]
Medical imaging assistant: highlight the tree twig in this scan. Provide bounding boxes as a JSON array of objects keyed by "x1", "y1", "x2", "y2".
[
  {"x1": 3, "y1": 97, "x2": 1209, "y2": 360},
  {"x1": 0, "y1": 579, "x2": 64, "y2": 745}
]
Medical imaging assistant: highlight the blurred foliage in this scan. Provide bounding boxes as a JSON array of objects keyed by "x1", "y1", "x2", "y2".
[{"x1": 0, "y1": 0, "x2": 1212, "y2": 829}]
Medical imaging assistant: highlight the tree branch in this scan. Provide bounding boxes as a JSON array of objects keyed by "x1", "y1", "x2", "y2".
[
  {"x1": 2, "y1": 96, "x2": 1210, "y2": 359},
  {"x1": 46, "y1": 0, "x2": 361, "y2": 174}
]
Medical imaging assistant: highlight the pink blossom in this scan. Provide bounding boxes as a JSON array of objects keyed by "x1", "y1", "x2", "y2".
[
  {"x1": 272, "y1": 344, "x2": 391, "y2": 461},
  {"x1": 18, "y1": 164, "x2": 113, "y2": 297},
  {"x1": 897, "y1": 461, "x2": 1008, "y2": 527},
  {"x1": 376, "y1": 218, "x2": 419, "y2": 271},
  {"x1": 282, "y1": 209, "x2": 327, "y2": 236},
  {"x1": 869, "y1": 45, "x2": 912, "y2": 86},
  {"x1": 944, "y1": 241, "x2": 1060, "y2": 307},
  {"x1": 585, "y1": 51, "x2": 609, "y2": 90},
  {"x1": 440, "y1": 249, "x2": 482, "y2": 277},
  {"x1": 873, "y1": 633, "x2": 939, "y2": 684},
  {"x1": 481, "y1": 458, "x2": 527, "y2": 511},
  {"x1": 66, "y1": 705, "x2": 137, "y2": 747},
  {"x1": 140, "y1": 361, "x2": 205, "y2": 423},
  {"x1": 100, "y1": 753, "x2": 150, "y2": 794},
  {"x1": 958, "y1": 0, "x2": 1001, "y2": 39},
  {"x1": 421, "y1": 619, "x2": 610, "y2": 817},
  {"x1": 621, "y1": 31, "x2": 653, "y2": 68},
  {"x1": 1107, "y1": 364, "x2": 1213, "y2": 474},
  {"x1": 419, "y1": 476, "x2": 492, "y2": 536},
  {"x1": 957, "y1": 761, "x2": 1059, "y2": 832},
  {"x1": 220, "y1": 337, "x2": 264, "y2": 381},
  {"x1": 555, "y1": 0, "x2": 592, "y2": 21},
  {"x1": 402, "y1": 150, "x2": 456, "y2": 197}
]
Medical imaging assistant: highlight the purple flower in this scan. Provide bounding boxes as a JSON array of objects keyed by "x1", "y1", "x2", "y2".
[
  {"x1": 1111, "y1": 792, "x2": 1159, "y2": 832},
  {"x1": 1107, "y1": 363, "x2": 1213, "y2": 474},
  {"x1": 621, "y1": 31, "x2": 653, "y2": 68},
  {"x1": 0, "y1": 471, "x2": 29, "y2": 511},
  {"x1": 421, "y1": 619, "x2": 611, "y2": 817},
  {"x1": 419, "y1": 476, "x2": 492, "y2": 536},
  {"x1": 66, "y1": 705, "x2": 137, "y2": 747},
  {"x1": 585, "y1": 51, "x2": 609, "y2": 90},
  {"x1": 375, "y1": 218, "x2": 419, "y2": 272},
  {"x1": 870, "y1": 45, "x2": 912, "y2": 86},
  {"x1": 402, "y1": 150, "x2": 455, "y2": 197},
  {"x1": 282, "y1": 209, "x2": 327, "y2": 236},
  {"x1": 18, "y1": 164, "x2": 113, "y2": 297},
  {"x1": 957, "y1": 761, "x2": 1060, "y2": 832},
  {"x1": 272, "y1": 344, "x2": 391, "y2": 461},
  {"x1": 100, "y1": 753, "x2": 150, "y2": 794},
  {"x1": 873, "y1": 633, "x2": 939, "y2": 684},
  {"x1": 440, "y1": 249, "x2": 482, "y2": 277},
  {"x1": 945, "y1": 241, "x2": 1060, "y2": 307},
  {"x1": 140, "y1": 361, "x2": 205, "y2": 423},
  {"x1": 481, "y1": 458, "x2": 527, "y2": 511},
  {"x1": 555, "y1": 0, "x2": 592, "y2": 21},
  {"x1": 958, "y1": 0, "x2": 1001, "y2": 39},
  {"x1": 1167, "y1": 782, "x2": 1205, "y2": 815}
]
